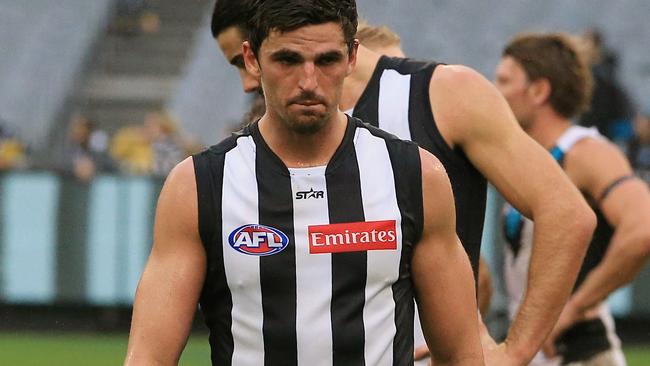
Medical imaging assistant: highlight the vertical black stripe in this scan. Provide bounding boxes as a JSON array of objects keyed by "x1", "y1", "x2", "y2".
[
  {"x1": 193, "y1": 147, "x2": 234, "y2": 366},
  {"x1": 256, "y1": 150, "x2": 298, "y2": 366},
  {"x1": 55, "y1": 177, "x2": 89, "y2": 302},
  {"x1": 326, "y1": 145, "x2": 366, "y2": 366},
  {"x1": 352, "y1": 59, "x2": 383, "y2": 126},
  {"x1": 407, "y1": 62, "x2": 486, "y2": 282},
  {"x1": 407, "y1": 66, "x2": 437, "y2": 153},
  {"x1": 386, "y1": 139, "x2": 423, "y2": 365}
]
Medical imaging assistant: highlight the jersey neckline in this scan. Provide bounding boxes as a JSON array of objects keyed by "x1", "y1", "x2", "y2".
[{"x1": 248, "y1": 115, "x2": 359, "y2": 177}]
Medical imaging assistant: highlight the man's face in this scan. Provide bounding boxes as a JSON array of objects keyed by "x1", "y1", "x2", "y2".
[
  {"x1": 244, "y1": 22, "x2": 357, "y2": 134},
  {"x1": 495, "y1": 56, "x2": 536, "y2": 130},
  {"x1": 217, "y1": 26, "x2": 261, "y2": 93}
]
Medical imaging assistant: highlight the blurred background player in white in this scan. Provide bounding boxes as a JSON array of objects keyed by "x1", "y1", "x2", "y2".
[{"x1": 495, "y1": 32, "x2": 650, "y2": 366}]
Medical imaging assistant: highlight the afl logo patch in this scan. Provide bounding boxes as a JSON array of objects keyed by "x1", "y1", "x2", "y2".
[{"x1": 228, "y1": 224, "x2": 290, "y2": 256}]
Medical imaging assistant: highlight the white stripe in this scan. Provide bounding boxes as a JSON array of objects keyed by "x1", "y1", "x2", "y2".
[
  {"x1": 355, "y1": 128, "x2": 403, "y2": 366},
  {"x1": 598, "y1": 303, "x2": 623, "y2": 352},
  {"x1": 378, "y1": 70, "x2": 412, "y2": 140},
  {"x1": 222, "y1": 136, "x2": 265, "y2": 365},
  {"x1": 289, "y1": 166, "x2": 333, "y2": 366}
]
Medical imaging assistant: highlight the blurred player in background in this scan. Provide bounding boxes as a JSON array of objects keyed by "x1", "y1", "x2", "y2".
[{"x1": 495, "y1": 32, "x2": 650, "y2": 366}]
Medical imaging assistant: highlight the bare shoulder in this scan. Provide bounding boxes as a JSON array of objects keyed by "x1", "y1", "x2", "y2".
[
  {"x1": 419, "y1": 147, "x2": 455, "y2": 230},
  {"x1": 565, "y1": 137, "x2": 634, "y2": 196},
  {"x1": 418, "y1": 147, "x2": 449, "y2": 187},
  {"x1": 155, "y1": 157, "x2": 199, "y2": 238},
  {"x1": 429, "y1": 64, "x2": 519, "y2": 146}
]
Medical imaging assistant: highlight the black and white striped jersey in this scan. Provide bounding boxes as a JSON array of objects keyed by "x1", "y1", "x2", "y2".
[
  {"x1": 193, "y1": 116, "x2": 424, "y2": 366},
  {"x1": 352, "y1": 56, "x2": 487, "y2": 278}
]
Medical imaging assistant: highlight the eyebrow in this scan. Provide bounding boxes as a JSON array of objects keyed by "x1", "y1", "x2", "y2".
[
  {"x1": 270, "y1": 49, "x2": 303, "y2": 61},
  {"x1": 317, "y1": 50, "x2": 345, "y2": 61},
  {"x1": 269, "y1": 49, "x2": 345, "y2": 62},
  {"x1": 229, "y1": 54, "x2": 245, "y2": 68}
]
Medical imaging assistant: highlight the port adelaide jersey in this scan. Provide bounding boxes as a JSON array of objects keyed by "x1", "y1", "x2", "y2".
[{"x1": 192, "y1": 116, "x2": 424, "y2": 366}]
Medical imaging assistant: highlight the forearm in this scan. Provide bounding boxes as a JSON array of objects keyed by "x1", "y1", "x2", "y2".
[
  {"x1": 506, "y1": 203, "x2": 594, "y2": 362},
  {"x1": 570, "y1": 232, "x2": 650, "y2": 314}
]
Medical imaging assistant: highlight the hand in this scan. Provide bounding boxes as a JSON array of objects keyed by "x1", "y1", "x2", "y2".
[
  {"x1": 479, "y1": 320, "x2": 528, "y2": 366},
  {"x1": 542, "y1": 302, "x2": 596, "y2": 358}
]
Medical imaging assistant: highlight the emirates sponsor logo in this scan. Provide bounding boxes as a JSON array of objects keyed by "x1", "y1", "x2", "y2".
[{"x1": 308, "y1": 220, "x2": 397, "y2": 254}]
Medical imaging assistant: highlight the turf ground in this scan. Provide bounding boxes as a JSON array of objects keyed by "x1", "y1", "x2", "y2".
[{"x1": 0, "y1": 332, "x2": 648, "y2": 365}]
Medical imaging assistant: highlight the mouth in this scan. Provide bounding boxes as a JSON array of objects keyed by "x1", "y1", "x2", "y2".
[{"x1": 294, "y1": 100, "x2": 323, "y2": 107}]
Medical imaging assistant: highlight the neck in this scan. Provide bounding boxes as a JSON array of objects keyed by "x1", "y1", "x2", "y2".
[
  {"x1": 340, "y1": 45, "x2": 381, "y2": 111},
  {"x1": 525, "y1": 108, "x2": 572, "y2": 149},
  {"x1": 258, "y1": 111, "x2": 349, "y2": 168}
]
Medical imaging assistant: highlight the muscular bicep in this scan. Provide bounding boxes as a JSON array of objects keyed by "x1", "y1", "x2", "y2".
[
  {"x1": 125, "y1": 157, "x2": 206, "y2": 365},
  {"x1": 412, "y1": 148, "x2": 482, "y2": 364}
]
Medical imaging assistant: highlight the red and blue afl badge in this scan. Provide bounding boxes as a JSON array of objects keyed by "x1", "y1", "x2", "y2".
[{"x1": 228, "y1": 224, "x2": 290, "y2": 256}]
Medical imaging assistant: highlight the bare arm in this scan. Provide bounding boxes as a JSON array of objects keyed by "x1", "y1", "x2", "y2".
[
  {"x1": 542, "y1": 139, "x2": 650, "y2": 354},
  {"x1": 412, "y1": 148, "x2": 484, "y2": 366},
  {"x1": 429, "y1": 65, "x2": 596, "y2": 364},
  {"x1": 567, "y1": 139, "x2": 650, "y2": 314},
  {"x1": 124, "y1": 157, "x2": 207, "y2": 366}
]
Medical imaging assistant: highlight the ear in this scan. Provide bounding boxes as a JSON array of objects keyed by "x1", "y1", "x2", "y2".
[
  {"x1": 529, "y1": 78, "x2": 551, "y2": 106},
  {"x1": 346, "y1": 39, "x2": 360, "y2": 76},
  {"x1": 243, "y1": 41, "x2": 261, "y2": 78}
]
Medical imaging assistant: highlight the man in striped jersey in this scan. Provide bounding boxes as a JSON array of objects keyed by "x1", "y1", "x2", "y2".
[
  {"x1": 209, "y1": 2, "x2": 596, "y2": 365},
  {"x1": 125, "y1": 1, "x2": 484, "y2": 365},
  {"x1": 495, "y1": 32, "x2": 650, "y2": 366}
]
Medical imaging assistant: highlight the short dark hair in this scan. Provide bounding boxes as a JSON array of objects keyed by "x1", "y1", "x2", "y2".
[
  {"x1": 247, "y1": 0, "x2": 358, "y2": 56},
  {"x1": 503, "y1": 32, "x2": 593, "y2": 119},
  {"x1": 210, "y1": 0, "x2": 255, "y2": 38}
]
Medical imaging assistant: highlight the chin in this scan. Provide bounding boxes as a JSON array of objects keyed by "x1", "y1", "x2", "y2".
[{"x1": 287, "y1": 115, "x2": 328, "y2": 135}]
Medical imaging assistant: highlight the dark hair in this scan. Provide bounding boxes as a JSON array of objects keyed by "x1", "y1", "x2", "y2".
[
  {"x1": 211, "y1": 0, "x2": 256, "y2": 38},
  {"x1": 503, "y1": 32, "x2": 593, "y2": 119},
  {"x1": 247, "y1": 0, "x2": 358, "y2": 56}
]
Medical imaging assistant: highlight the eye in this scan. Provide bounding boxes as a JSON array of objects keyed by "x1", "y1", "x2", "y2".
[
  {"x1": 317, "y1": 53, "x2": 343, "y2": 66},
  {"x1": 276, "y1": 55, "x2": 301, "y2": 65},
  {"x1": 271, "y1": 51, "x2": 302, "y2": 66}
]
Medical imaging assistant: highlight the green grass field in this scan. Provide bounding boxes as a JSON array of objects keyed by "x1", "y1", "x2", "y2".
[{"x1": 0, "y1": 332, "x2": 648, "y2": 365}]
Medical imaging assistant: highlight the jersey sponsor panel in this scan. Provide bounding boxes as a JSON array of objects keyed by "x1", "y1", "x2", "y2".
[{"x1": 308, "y1": 220, "x2": 397, "y2": 254}]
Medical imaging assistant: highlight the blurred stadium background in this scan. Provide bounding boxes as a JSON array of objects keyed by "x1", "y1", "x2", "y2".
[{"x1": 0, "y1": 0, "x2": 649, "y2": 364}]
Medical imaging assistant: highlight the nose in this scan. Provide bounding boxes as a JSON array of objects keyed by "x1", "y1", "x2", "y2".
[
  {"x1": 239, "y1": 69, "x2": 260, "y2": 94},
  {"x1": 298, "y1": 62, "x2": 317, "y2": 92}
]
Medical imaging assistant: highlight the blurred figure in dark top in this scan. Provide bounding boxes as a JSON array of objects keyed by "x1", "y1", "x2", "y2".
[
  {"x1": 627, "y1": 107, "x2": 650, "y2": 184},
  {"x1": 577, "y1": 28, "x2": 635, "y2": 145},
  {"x1": 62, "y1": 113, "x2": 112, "y2": 182}
]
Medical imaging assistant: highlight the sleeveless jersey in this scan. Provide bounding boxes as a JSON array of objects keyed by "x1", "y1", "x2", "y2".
[
  {"x1": 352, "y1": 55, "x2": 487, "y2": 278},
  {"x1": 193, "y1": 116, "x2": 424, "y2": 366},
  {"x1": 503, "y1": 126, "x2": 621, "y2": 364}
]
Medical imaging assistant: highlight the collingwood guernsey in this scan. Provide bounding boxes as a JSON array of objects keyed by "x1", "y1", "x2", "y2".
[
  {"x1": 352, "y1": 56, "x2": 487, "y2": 279},
  {"x1": 193, "y1": 116, "x2": 424, "y2": 366}
]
